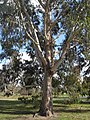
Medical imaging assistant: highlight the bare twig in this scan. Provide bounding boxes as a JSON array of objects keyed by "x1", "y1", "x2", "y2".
[{"x1": 38, "y1": 0, "x2": 45, "y2": 9}]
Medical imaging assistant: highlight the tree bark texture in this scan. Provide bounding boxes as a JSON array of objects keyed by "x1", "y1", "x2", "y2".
[{"x1": 39, "y1": 68, "x2": 53, "y2": 116}]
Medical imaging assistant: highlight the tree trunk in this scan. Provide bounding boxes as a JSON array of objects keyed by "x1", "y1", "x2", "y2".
[{"x1": 39, "y1": 68, "x2": 53, "y2": 116}]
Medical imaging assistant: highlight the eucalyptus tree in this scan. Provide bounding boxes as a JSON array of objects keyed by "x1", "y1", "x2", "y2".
[{"x1": 0, "y1": 0, "x2": 89, "y2": 116}]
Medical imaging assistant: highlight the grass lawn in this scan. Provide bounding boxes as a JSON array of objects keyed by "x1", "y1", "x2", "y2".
[
  {"x1": 0, "y1": 95, "x2": 90, "y2": 120},
  {"x1": 53, "y1": 103, "x2": 90, "y2": 120}
]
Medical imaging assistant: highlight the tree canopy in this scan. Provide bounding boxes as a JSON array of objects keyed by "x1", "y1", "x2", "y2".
[{"x1": 0, "y1": 0, "x2": 90, "y2": 116}]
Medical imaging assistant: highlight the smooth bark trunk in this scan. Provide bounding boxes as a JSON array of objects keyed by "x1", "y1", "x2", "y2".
[{"x1": 39, "y1": 68, "x2": 53, "y2": 116}]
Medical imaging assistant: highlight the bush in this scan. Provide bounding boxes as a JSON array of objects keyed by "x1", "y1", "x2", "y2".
[
  {"x1": 32, "y1": 94, "x2": 40, "y2": 108},
  {"x1": 18, "y1": 96, "x2": 28, "y2": 104}
]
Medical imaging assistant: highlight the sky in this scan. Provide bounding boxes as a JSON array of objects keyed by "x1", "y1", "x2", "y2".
[{"x1": 31, "y1": 0, "x2": 39, "y2": 6}]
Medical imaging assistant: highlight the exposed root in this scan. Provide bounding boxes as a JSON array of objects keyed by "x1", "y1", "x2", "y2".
[{"x1": 33, "y1": 112, "x2": 39, "y2": 117}]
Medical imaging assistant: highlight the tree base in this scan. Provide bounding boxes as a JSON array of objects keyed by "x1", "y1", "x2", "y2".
[
  {"x1": 33, "y1": 111, "x2": 54, "y2": 118},
  {"x1": 38, "y1": 109, "x2": 54, "y2": 117}
]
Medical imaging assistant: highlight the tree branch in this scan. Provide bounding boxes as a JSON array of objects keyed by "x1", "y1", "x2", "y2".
[
  {"x1": 52, "y1": 26, "x2": 76, "y2": 72},
  {"x1": 38, "y1": 0, "x2": 45, "y2": 9},
  {"x1": 44, "y1": 0, "x2": 50, "y2": 40},
  {"x1": 54, "y1": 31, "x2": 65, "y2": 41},
  {"x1": 14, "y1": 0, "x2": 46, "y2": 67}
]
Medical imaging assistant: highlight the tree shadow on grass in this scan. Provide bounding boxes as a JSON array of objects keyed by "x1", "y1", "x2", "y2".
[
  {"x1": 53, "y1": 98, "x2": 72, "y2": 105},
  {"x1": 0, "y1": 111, "x2": 34, "y2": 115},
  {"x1": 0, "y1": 99, "x2": 90, "y2": 116},
  {"x1": 53, "y1": 98, "x2": 90, "y2": 114},
  {"x1": 0, "y1": 100, "x2": 38, "y2": 115},
  {"x1": 54, "y1": 108, "x2": 90, "y2": 113}
]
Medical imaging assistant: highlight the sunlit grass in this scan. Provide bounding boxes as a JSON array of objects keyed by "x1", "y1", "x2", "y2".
[
  {"x1": 53, "y1": 97, "x2": 90, "y2": 120},
  {"x1": 55, "y1": 112, "x2": 90, "y2": 120},
  {"x1": 0, "y1": 94, "x2": 90, "y2": 120},
  {"x1": 0, "y1": 114, "x2": 19, "y2": 120}
]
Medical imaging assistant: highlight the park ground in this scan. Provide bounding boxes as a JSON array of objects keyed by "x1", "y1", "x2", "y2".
[{"x1": 0, "y1": 95, "x2": 90, "y2": 120}]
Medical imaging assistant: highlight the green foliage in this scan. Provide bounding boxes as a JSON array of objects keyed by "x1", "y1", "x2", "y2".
[
  {"x1": 32, "y1": 94, "x2": 40, "y2": 108},
  {"x1": 0, "y1": 1, "x2": 90, "y2": 113},
  {"x1": 81, "y1": 76, "x2": 90, "y2": 98}
]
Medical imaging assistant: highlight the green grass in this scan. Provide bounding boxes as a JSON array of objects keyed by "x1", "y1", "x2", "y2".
[
  {"x1": 0, "y1": 95, "x2": 90, "y2": 120},
  {"x1": 0, "y1": 95, "x2": 38, "y2": 120},
  {"x1": 53, "y1": 103, "x2": 90, "y2": 120},
  {"x1": 55, "y1": 112, "x2": 89, "y2": 120},
  {"x1": 53, "y1": 96, "x2": 90, "y2": 120}
]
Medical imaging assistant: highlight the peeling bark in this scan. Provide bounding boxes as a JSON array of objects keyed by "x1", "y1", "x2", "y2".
[{"x1": 39, "y1": 68, "x2": 53, "y2": 116}]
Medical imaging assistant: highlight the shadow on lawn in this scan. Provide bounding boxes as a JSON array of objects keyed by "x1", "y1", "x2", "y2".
[
  {"x1": 0, "y1": 100, "x2": 37, "y2": 115},
  {"x1": 53, "y1": 99, "x2": 90, "y2": 113},
  {"x1": 54, "y1": 108, "x2": 90, "y2": 113},
  {"x1": 0, "y1": 99, "x2": 90, "y2": 115}
]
